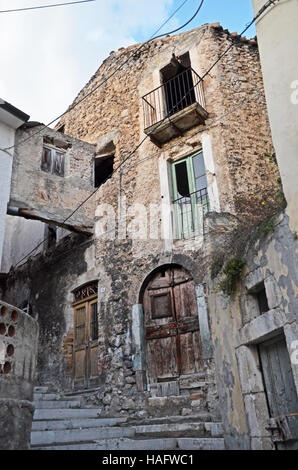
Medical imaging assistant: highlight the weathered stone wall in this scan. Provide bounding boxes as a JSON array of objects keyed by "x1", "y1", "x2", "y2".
[
  {"x1": 10, "y1": 125, "x2": 96, "y2": 234},
  {"x1": 0, "y1": 301, "x2": 38, "y2": 449},
  {"x1": 57, "y1": 24, "x2": 279, "y2": 220},
  {"x1": 206, "y1": 211, "x2": 297, "y2": 449},
  {"x1": 3, "y1": 234, "x2": 94, "y2": 392},
  {"x1": 1, "y1": 23, "x2": 284, "y2": 433}
]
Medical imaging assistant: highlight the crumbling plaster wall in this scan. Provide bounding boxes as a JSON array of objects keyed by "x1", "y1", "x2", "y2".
[
  {"x1": 10, "y1": 125, "x2": 96, "y2": 234},
  {"x1": 206, "y1": 211, "x2": 298, "y2": 450},
  {"x1": 0, "y1": 301, "x2": 38, "y2": 449},
  {"x1": 1, "y1": 215, "x2": 46, "y2": 273},
  {"x1": 3, "y1": 234, "x2": 93, "y2": 392}
]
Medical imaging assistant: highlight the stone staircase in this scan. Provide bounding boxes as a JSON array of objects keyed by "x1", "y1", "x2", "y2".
[{"x1": 30, "y1": 387, "x2": 225, "y2": 450}]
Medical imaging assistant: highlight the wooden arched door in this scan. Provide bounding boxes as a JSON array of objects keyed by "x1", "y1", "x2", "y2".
[{"x1": 142, "y1": 266, "x2": 203, "y2": 385}]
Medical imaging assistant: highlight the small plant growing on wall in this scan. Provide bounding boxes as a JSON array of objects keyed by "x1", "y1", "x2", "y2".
[{"x1": 219, "y1": 258, "x2": 246, "y2": 297}]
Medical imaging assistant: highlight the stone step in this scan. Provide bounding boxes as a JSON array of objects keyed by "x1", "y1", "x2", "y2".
[
  {"x1": 32, "y1": 417, "x2": 128, "y2": 431},
  {"x1": 34, "y1": 393, "x2": 62, "y2": 401},
  {"x1": 32, "y1": 437, "x2": 225, "y2": 451},
  {"x1": 133, "y1": 422, "x2": 207, "y2": 438},
  {"x1": 34, "y1": 400, "x2": 81, "y2": 409},
  {"x1": 134, "y1": 422, "x2": 223, "y2": 438},
  {"x1": 31, "y1": 416, "x2": 222, "y2": 437},
  {"x1": 177, "y1": 438, "x2": 225, "y2": 450},
  {"x1": 33, "y1": 438, "x2": 178, "y2": 450},
  {"x1": 34, "y1": 408, "x2": 102, "y2": 421},
  {"x1": 31, "y1": 426, "x2": 136, "y2": 447},
  {"x1": 125, "y1": 412, "x2": 212, "y2": 426}
]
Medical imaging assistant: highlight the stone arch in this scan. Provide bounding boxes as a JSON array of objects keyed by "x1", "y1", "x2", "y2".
[
  {"x1": 128, "y1": 252, "x2": 204, "y2": 307},
  {"x1": 138, "y1": 262, "x2": 194, "y2": 304},
  {"x1": 133, "y1": 262, "x2": 210, "y2": 394}
]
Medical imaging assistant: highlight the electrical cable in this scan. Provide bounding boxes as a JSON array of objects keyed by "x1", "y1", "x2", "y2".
[
  {"x1": 2, "y1": 0, "x2": 205, "y2": 153},
  {"x1": 12, "y1": 0, "x2": 277, "y2": 267},
  {"x1": 0, "y1": 0, "x2": 95, "y2": 14},
  {"x1": 149, "y1": 0, "x2": 190, "y2": 39},
  {"x1": 12, "y1": 0, "x2": 205, "y2": 267}
]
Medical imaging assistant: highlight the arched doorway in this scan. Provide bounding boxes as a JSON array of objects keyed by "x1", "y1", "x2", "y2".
[{"x1": 142, "y1": 265, "x2": 203, "y2": 386}]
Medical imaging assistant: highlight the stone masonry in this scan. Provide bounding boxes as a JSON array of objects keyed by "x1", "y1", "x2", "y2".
[{"x1": 2, "y1": 24, "x2": 295, "y2": 450}]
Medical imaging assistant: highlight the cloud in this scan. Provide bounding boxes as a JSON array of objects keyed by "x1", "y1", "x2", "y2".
[{"x1": 0, "y1": 0, "x2": 175, "y2": 124}]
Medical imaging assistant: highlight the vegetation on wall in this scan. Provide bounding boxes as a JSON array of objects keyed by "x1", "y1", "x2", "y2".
[
  {"x1": 211, "y1": 152, "x2": 287, "y2": 297},
  {"x1": 218, "y1": 258, "x2": 246, "y2": 297}
]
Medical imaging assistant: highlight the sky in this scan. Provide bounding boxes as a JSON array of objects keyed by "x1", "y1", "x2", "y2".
[{"x1": 0, "y1": 0, "x2": 255, "y2": 124}]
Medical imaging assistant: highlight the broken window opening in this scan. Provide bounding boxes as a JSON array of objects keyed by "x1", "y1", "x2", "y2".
[
  {"x1": 94, "y1": 154, "x2": 114, "y2": 188},
  {"x1": 45, "y1": 224, "x2": 57, "y2": 249},
  {"x1": 161, "y1": 52, "x2": 196, "y2": 117},
  {"x1": 41, "y1": 144, "x2": 65, "y2": 176},
  {"x1": 255, "y1": 283, "x2": 269, "y2": 314}
]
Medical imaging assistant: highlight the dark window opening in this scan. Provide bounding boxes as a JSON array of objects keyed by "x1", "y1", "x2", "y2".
[
  {"x1": 175, "y1": 161, "x2": 190, "y2": 198},
  {"x1": 161, "y1": 52, "x2": 196, "y2": 117},
  {"x1": 94, "y1": 155, "x2": 114, "y2": 188},
  {"x1": 46, "y1": 224, "x2": 57, "y2": 249},
  {"x1": 255, "y1": 283, "x2": 269, "y2": 314},
  {"x1": 57, "y1": 125, "x2": 65, "y2": 133}
]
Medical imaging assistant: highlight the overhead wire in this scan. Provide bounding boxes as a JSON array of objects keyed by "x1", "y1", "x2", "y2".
[
  {"x1": 12, "y1": 0, "x2": 278, "y2": 267},
  {"x1": 0, "y1": 0, "x2": 95, "y2": 14},
  {"x1": 12, "y1": 0, "x2": 205, "y2": 267},
  {"x1": 2, "y1": 0, "x2": 205, "y2": 153}
]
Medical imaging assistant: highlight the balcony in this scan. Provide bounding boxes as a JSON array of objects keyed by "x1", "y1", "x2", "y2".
[{"x1": 142, "y1": 68, "x2": 208, "y2": 146}]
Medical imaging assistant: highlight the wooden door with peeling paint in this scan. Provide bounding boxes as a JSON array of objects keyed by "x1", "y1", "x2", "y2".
[
  {"x1": 259, "y1": 335, "x2": 298, "y2": 450},
  {"x1": 142, "y1": 266, "x2": 203, "y2": 385},
  {"x1": 73, "y1": 290, "x2": 99, "y2": 390}
]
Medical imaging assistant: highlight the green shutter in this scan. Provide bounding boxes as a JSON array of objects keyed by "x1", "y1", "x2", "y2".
[{"x1": 171, "y1": 151, "x2": 209, "y2": 239}]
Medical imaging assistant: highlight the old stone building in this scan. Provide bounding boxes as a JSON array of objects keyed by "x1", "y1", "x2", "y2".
[{"x1": 0, "y1": 22, "x2": 297, "y2": 450}]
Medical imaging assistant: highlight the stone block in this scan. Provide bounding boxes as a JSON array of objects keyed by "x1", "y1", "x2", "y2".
[
  {"x1": 239, "y1": 294, "x2": 259, "y2": 325},
  {"x1": 284, "y1": 322, "x2": 298, "y2": 392},
  {"x1": 245, "y1": 268, "x2": 264, "y2": 292},
  {"x1": 264, "y1": 275, "x2": 282, "y2": 310},
  {"x1": 250, "y1": 437, "x2": 274, "y2": 450},
  {"x1": 237, "y1": 309, "x2": 287, "y2": 346},
  {"x1": 236, "y1": 345, "x2": 264, "y2": 394},
  {"x1": 177, "y1": 437, "x2": 225, "y2": 450},
  {"x1": 243, "y1": 392, "x2": 271, "y2": 438}
]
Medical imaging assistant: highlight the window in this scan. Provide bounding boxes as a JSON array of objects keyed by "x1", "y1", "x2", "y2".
[
  {"x1": 172, "y1": 150, "x2": 209, "y2": 239},
  {"x1": 255, "y1": 283, "x2": 269, "y2": 314},
  {"x1": 161, "y1": 52, "x2": 196, "y2": 117},
  {"x1": 41, "y1": 144, "x2": 65, "y2": 176},
  {"x1": 45, "y1": 224, "x2": 57, "y2": 249},
  {"x1": 94, "y1": 154, "x2": 114, "y2": 188}
]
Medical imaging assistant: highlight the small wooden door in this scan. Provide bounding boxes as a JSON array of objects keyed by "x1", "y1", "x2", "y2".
[
  {"x1": 259, "y1": 335, "x2": 298, "y2": 450},
  {"x1": 73, "y1": 297, "x2": 99, "y2": 390},
  {"x1": 143, "y1": 267, "x2": 203, "y2": 384}
]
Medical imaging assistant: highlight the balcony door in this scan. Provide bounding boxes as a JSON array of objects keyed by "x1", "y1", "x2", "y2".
[{"x1": 172, "y1": 151, "x2": 209, "y2": 239}]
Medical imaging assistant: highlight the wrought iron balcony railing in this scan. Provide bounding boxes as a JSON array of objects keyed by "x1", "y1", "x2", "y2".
[
  {"x1": 142, "y1": 67, "x2": 206, "y2": 130},
  {"x1": 172, "y1": 188, "x2": 209, "y2": 240}
]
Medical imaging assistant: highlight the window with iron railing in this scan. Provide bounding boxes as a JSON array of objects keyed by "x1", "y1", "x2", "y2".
[{"x1": 171, "y1": 151, "x2": 209, "y2": 239}]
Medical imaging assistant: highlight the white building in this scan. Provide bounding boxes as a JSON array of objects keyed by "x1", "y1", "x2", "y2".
[
  {"x1": 252, "y1": 0, "x2": 298, "y2": 232},
  {"x1": 0, "y1": 99, "x2": 29, "y2": 270}
]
